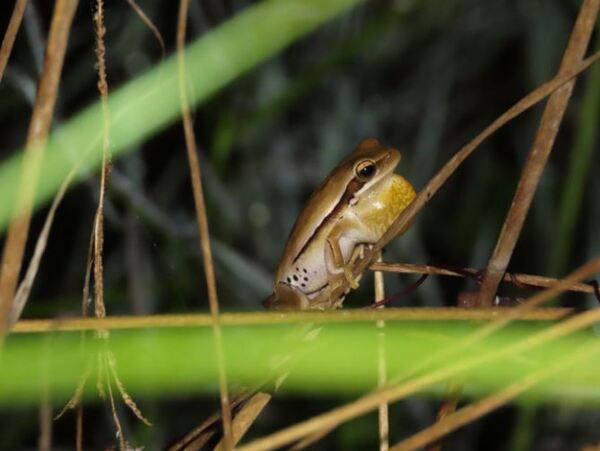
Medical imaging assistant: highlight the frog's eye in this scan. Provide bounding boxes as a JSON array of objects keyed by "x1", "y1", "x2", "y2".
[{"x1": 356, "y1": 160, "x2": 376, "y2": 181}]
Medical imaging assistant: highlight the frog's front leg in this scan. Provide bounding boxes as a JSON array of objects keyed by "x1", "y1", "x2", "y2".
[{"x1": 325, "y1": 225, "x2": 362, "y2": 290}]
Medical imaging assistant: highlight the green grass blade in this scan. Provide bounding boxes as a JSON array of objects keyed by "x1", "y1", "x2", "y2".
[{"x1": 0, "y1": 0, "x2": 363, "y2": 233}]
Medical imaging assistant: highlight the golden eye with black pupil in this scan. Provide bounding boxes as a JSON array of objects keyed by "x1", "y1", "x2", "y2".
[{"x1": 356, "y1": 160, "x2": 376, "y2": 181}]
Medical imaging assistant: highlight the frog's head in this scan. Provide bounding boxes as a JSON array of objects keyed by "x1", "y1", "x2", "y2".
[{"x1": 344, "y1": 137, "x2": 402, "y2": 200}]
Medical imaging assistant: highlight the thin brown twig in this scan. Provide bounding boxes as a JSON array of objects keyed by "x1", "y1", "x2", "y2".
[
  {"x1": 76, "y1": 229, "x2": 94, "y2": 451},
  {"x1": 91, "y1": 3, "x2": 151, "y2": 445},
  {"x1": 237, "y1": 259, "x2": 600, "y2": 451},
  {"x1": 370, "y1": 262, "x2": 598, "y2": 295},
  {"x1": 477, "y1": 0, "x2": 600, "y2": 306},
  {"x1": 92, "y1": 0, "x2": 111, "y2": 321},
  {"x1": 289, "y1": 427, "x2": 335, "y2": 451},
  {"x1": 103, "y1": 354, "x2": 127, "y2": 450},
  {"x1": 106, "y1": 350, "x2": 152, "y2": 426},
  {"x1": 11, "y1": 307, "x2": 575, "y2": 334},
  {"x1": 425, "y1": 381, "x2": 462, "y2": 451},
  {"x1": 39, "y1": 338, "x2": 53, "y2": 451},
  {"x1": 76, "y1": 404, "x2": 83, "y2": 451},
  {"x1": 0, "y1": 0, "x2": 28, "y2": 83},
  {"x1": 390, "y1": 341, "x2": 600, "y2": 451},
  {"x1": 176, "y1": 0, "x2": 233, "y2": 448},
  {"x1": 38, "y1": 389, "x2": 52, "y2": 451},
  {"x1": 214, "y1": 392, "x2": 272, "y2": 451},
  {"x1": 328, "y1": 48, "x2": 600, "y2": 305},
  {"x1": 9, "y1": 169, "x2": 76, "y2": 326},
  {"x1": 0, "y1": 0, "x2": 79, "y2": 338},
  {"x1": 375, "y1": 254, "x2": 389, "y2": 451},
  {"x1": 167, "y1": 392, "x2": 251, "y2": 451},
  {"x1": 123, "y1": 0, "x2": 165, "y2": 59}
]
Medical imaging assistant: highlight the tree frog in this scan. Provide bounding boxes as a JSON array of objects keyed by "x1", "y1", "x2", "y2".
[{"x1": 264, "y1": 138, "x2": 416, "y2": 310}]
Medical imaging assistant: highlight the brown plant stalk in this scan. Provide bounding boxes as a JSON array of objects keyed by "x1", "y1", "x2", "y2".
[
  {"x1": 0, "y1": 0, "x2": 28, "y2": 83},
  {"x1": 477, "y1": 0, "x2": 600, "y2": 306},
  {"x1": 0, "y1": 0, "x2": 79, "y2": 337},
  {"x1": 92, "y1": 0, "x2": 111, "y2": 321},
  {"x1": 11, "y1": 307, "x2": 575, "y2": 334},
  {"x1": 123, "y1": 0, "x2": 165, "y2": 59},
  {"x1": 8, "y1": 169, "x2": 76, "y2": 326},
  {"x1": 371, "y1": 262, "x2": 598, "y2": 296},
  {"x1": 375, "y1": 255, "x2": 389, "y2": 451},
  {"x1": 176, "y1": 0, "x2": 233, "y2": 448}
]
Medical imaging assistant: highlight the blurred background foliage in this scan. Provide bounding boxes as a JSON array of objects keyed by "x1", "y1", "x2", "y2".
[{"x1": 0, "y1": 0, "x2": 599, "y2": 449}]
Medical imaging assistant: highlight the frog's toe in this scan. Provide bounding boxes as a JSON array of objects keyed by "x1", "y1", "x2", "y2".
[{"x1": 343, "y1": 266, "x2": 360, "y2": 289}]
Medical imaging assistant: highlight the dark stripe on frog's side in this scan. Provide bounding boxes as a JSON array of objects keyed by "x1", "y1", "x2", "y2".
[{"x1": 291, "y1": 178, "x2": 364, "y2": 264}]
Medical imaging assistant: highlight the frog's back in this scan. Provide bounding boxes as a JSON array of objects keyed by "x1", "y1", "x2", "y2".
[{"x1": 275, "y1": 208, "x2": 339, "y2": 295}]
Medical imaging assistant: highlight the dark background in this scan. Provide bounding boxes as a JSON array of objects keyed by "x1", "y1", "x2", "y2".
[{"x1": 0, "y1": 0, "x2": 599, "y2": 449}]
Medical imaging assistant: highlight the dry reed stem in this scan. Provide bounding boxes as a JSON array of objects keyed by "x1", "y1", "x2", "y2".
[
  {"x1": 38, "y1": 389, "x2": 52, "y2": 451},
  {"x1": 96, "y1": 351, "x2": 106, "y2": 399},
  {"x1": 390, "y1": 341, "x2": 600, "y2": 451},
  {"x1": 106, "y1": 350, "x2": 152, "y2": 426},
  {"x1": 478, "y1": 0, "x2": 600, "y2": 306},
  {"x1": 328, "y1": 48, "x2": 600, "y2": 305},
  {"x1": 424, "y1": 381, "x2": 461, "y2": 451},
  {"x1": 176, "y1": 0, "x2": 233, "y2": 448},
  {"x1": 123, "y1": 0, "x2": 165, "y2": 59},
  {"x1": 92, "y1": 0, "x2": 111, "y2": 320},
  {"x1": 104, "y1": 357, "x2": 127, "y2": 450},
  {"x1": 0, "y1": 0, "x2": 28, "y2": 83},
  {"x1": 55, "y1": 362, "x2": 91, "y2": 420},
  {"x1": 214, "y1": 392, "x2": 272, "y2": 451},
  {"x1": 38, "y1": 337, "x2": 53, "y2": 451},
  {"x1": 237, "y1": 259, "x2": 600, "y2": 451},
  {"x1": 76, "y1": 404, "x2": 83, "y2": 451},
  {"x1": 11, "y1": 307, "x2": 574, "y2": 334},
  {"x1": 167, "y1": 393, "x2": 251, "y2": 451},
  {"x1": 91, "y1": 3, "x2": 151, "y2": 441},
  {"x1": 0, "y1": 0, "x2": 78, "y2": 337},
  {"x1": 375, "y1": 254, "x2": 389, "y2": 451},
  {"x1": 75, "y1": 231, "x2": 94, "y2": 451},
  {"x1": 9, "y1": 169, "x2": 76, "y2": 326},
  {"x1": 289, "y1": 427, "x2": 335, "y2": 451},
  {"x1": 371, "y1": 262, "x2": 598, "y2": 295},
  {"x1": 181, "y1": 431, "x2": 216, "y2": 451}
]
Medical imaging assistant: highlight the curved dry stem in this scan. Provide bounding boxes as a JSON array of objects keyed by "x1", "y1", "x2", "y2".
[
  {"x1": 124, "y1": 0, "x2": 165, "y2": 59},
  {"x1": 478, "y1": 0, "x2": 600, "y2": 306},
  {"x1": 0, "y1": 0, "x2": 28, "y2": 82},
  {"x1": 371, "y1": 262, "x2": 598, "y2": 295},
  {"x1": 176, "y1": 0, "x2": 233, "y2": 447},
  {"x1": 375, "y1": 254, "x2": 389, "y2": 451},
  {"x1": 92, "y1": 0, "x2": 111, "y2": 320}
]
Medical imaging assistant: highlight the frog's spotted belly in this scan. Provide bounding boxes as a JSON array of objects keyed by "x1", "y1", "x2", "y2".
[{"x1": 277, "y1": 235, "x2": 357, "y2": 297}]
